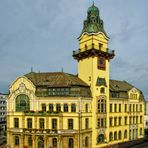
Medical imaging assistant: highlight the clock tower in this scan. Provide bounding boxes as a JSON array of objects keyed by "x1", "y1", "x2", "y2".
[{"x1": 73, "y1": 3, "x2": 115, "y2": 147}]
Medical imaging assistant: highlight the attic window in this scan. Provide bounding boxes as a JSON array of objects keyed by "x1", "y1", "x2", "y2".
[
  {"x1": 48, "y1": 88, "x2": 70, "y2": 96},
  {"x1": 115, "y1": 85, "x2": 119, "y2": 88}
]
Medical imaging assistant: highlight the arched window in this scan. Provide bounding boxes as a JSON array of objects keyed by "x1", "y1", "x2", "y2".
[
  {"x1": 49, "y1": 104, "x2": 53, "y2": 112},
  {"x1": 16, "y1": 94, "x2": 30, "y2": 112},
  {"x1": 85, "y1": 136, "x2": 89, "y2": 147},
  {"x1": 118, "y1": 131, "x2": 122, "y2": 140},
  {"x1": 97, "y1": 134, "x2": 104, "y2": 143},
  {"x1": 53, "y1": 138, "x2": 57, "y2": 148},
  {"x1": 64, "y1": 104, "x2": 68, "y2": 112},
  {"x1": 69, "y1": 138, "x2": 74, "y2": 148},
  {"x1": 15, "y1": 136, "x2": 19, "y2": 145},
  {"x1": 114, "y1": 132, "x2": 117, "y2": 140},
  {"x1": 71, "y1": 104, "x2": 76, "y2": 112},
  {"x1": 124, "y1": 130, "x2": 127, "y2": 139},
  {"x1": 100, "y1": 87, "x2": 105, "y2": 93},
  {"x1": 56, "y1": 104, "x2": 61, "y2": 112},
  {"x1": 28, "y1": 136, "x2": 32, "y2": 146},
  {"x1": 109, "y1": 132, "x2": 113, "y2": 141}
]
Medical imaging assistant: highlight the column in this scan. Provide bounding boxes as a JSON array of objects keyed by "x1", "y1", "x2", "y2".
[{"x1": 32, "y1": 135, "x2": 36, "y2": 148}]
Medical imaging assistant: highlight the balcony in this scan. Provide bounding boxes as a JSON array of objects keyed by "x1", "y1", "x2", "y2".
[{"x1": 73, "y1": 43, "x2": 115, "y2": 60}]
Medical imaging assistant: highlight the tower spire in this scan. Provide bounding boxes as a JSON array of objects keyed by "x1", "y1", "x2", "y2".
[{"x1": 92, "y1": 1, "x2": 94, "y2": 6}]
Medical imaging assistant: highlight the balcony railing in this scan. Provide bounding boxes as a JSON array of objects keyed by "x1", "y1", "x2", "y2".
[{"x1": 23, "y1": 111, "x2": 62, "y2": 116}]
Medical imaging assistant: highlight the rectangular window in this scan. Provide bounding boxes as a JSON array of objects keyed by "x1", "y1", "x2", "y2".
[
  {"x1": 140, "y1": 104, "x2": 142, "y2": 112},
  {"x1": 125, "y1": 104, "x2": 127, "y2": 112},
  {"x1": 133, "y1": 104, "x2": 135, "y2": 112},
  {"x1": 136, "y1": 104, "x2": 138, "y2": 112},
  {"x1": 114, "y1": 117, "x2": 117, "y2": 126},
  {"x1": 136, "y1": 116, "x2": 138, "y2": 124},
  {"x1": 140, "y1": 128, "x2": 143, "y2": 135},
  {"x1": 119, "y1": 117, "x2": 121, "y2": 126},
  {"x1": 27, "y1": 118, "x2": 32, "y2": 128},
  {"x1": 98, "y1": 118, "x2": 100, "y2": 128},
  {"x1": 52, "y1": 119, "x2": 57, "y2": 129},
  {"x1": 114, "y1": 104, "x2": 117, "y2": 112},
  {"x1": 85, "y1": 118, "x2": 89, "y2": 129},
  {"x1": 110, "y1": 104, "x2": 112, "y2": 112},
  {"x1": 42, "y1": 104, "x2": 46, "y2": 112},
  {"x1": 119, "y1": 104, "x2": 121, "y2": 112},
  {"x1": 124, "y1": 117, "x2": 127, "y2": 125},
  {"x1": 14, "y1": 118, "x2": 19, "y2": 128},
  {"x1": 129, "y1": 117, "x2": 131, "y2": 124},
  {"x1": 110, "y1": 118, "x2": 112, "y2": 126},
  {"x1": 39, "y1": 118, "x2": 44, "y2": 128},
  {"x1": 129, "y1": 104, "x2": 131, "y2": 112},
  {"x1": 68, "y1": 119, "x2": 73, "y2": 130},
  {"x1": 101, "y1": 118, "x2": 104, "y2": 127},
  {"x1": 140, "y1": 116, "x2": 142, "y2": 124}
]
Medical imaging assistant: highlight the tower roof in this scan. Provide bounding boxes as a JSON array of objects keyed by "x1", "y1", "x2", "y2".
[{"x1": 80, "y1": 3, "x2": 108, "y2": 37}]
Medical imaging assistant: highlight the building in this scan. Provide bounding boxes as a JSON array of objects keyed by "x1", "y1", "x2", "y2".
[
  {"x1": 7, "y1": 3, "x2": 145, "y2": 148},
  {"x1": 0, "y1": 93, "x2": 7, "y2": 145},
  {"x1": 0, "y1": 93, "x2": 7, "y2": 133},
  {"x1": 144, "y1": 101, "x2": 148, "y2": 130}
]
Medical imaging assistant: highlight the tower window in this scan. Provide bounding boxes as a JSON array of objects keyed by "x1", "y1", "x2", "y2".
[
  {"x1": 99, "y1": 43, "x2": 103, "y2": 50},
  {"x1": 100, "y1": 87, "x2": 105, "y2": 93}
]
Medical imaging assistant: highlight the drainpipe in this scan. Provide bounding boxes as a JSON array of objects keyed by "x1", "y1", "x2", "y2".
[{"x1": 78, "y1": 97, "x2": 82, "y2": 148}]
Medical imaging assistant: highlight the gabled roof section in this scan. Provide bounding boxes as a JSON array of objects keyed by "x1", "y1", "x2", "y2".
[
  {"x1": 25, "y1": 72, "x2": 89, "y2": 88},
  {"x1": 110, "y1": 80, "x2": 133, "y2": 92}
]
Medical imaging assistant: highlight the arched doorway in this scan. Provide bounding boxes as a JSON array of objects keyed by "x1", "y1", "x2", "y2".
[
  {"x1": 97, "y1": 134, "x2": 104, "y2": 143},
  {"x1": 38, "y1": 136, "x2": 44, "y2": 148}
]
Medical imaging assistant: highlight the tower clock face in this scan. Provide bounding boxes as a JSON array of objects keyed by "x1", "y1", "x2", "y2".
[{"x1": 98, "y1": 57, "x2": 106, "y2": 70}]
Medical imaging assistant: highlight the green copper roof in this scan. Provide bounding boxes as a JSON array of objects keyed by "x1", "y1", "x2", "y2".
[
  {"x1": 80, "y1": 3, "x2": 108, "y2": 37},
  {"x1": 87, "y1": 3, "x2": 99, "y2": 15}
]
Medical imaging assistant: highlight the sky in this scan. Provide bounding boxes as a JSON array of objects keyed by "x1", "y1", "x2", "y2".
[{"x1": 0, "y1": 0, "x2": 148, "y2": 98}]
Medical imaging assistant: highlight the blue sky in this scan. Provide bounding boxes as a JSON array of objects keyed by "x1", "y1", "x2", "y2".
[{"x1": 0, "y1": 0, "x2": 148, "y2": 98}]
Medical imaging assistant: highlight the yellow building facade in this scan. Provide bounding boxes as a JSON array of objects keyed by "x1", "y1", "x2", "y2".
[{"x1": 7, "y1": 3, "x2": 144, "y2": 148}]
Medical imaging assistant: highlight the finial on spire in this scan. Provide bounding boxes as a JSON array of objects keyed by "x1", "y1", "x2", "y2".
[{"x1": 92, "y1": 1, "x2": 94, "y2": 6}]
